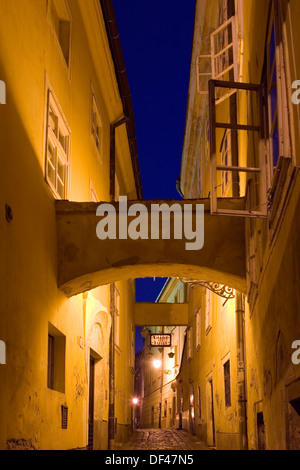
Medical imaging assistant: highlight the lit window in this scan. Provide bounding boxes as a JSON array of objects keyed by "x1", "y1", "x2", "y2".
[{"x1": 46, "y1": 92, "x2": 70, "y2": 199}]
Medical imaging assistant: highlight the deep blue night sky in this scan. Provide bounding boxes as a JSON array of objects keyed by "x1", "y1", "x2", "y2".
[{"x1": 113, "y1": 0, "x2": 196, "y2": 351}]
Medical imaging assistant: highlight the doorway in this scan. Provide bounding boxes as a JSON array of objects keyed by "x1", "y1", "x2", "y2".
[
  {"x1": 179, "y1": 381, "x2": 183, "y2": 429},
  {"x1": 256, "y1": 412, "x2": 266, "y2": 450},
  {"x1": 172, "y1": 395, "x2": 176, "y2": 428},
  {"x1": 189, "y1": 385, "x2": 196, "y2": 435},
  {"x1": 207, "y1": 378, "x2": 215, "y2": 447},
  {"x1": 88, "y1": 356, "x2": 95, "y2": 450},
  {"x1": 286, "y1": 378, "x2": 300, "y2": 450}
]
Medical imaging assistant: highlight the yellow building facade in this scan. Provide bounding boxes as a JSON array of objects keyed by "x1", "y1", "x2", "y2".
[
  {"x1": 180, "y1": 0, "x2": 300, "y2": 450},
  {"x1": 175, "y1": 286, "x2": 241, "y2": 449},
  {"x1": 0, "y1": 0, "x2": 139, "y2": 450}
]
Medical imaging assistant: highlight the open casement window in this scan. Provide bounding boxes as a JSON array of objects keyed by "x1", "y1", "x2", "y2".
[
  {"x1": 196, "y1": 55, "x2": 212, "y2": 95},
  {"x1": 209, "y1": 80, "x2": 268, "y2": 217},
  {"x1": 197, "y1": 16, "x2": 238, "y2": 99},
  {"x1": 264, "y1": 1, "x2": 292, "y2": 226},
  {"x1": 211, "y1": 16, "x2": 238, "y2": 103},
  {"x1": 46, "y1": 92, "x2": 70, "y2": 199}
]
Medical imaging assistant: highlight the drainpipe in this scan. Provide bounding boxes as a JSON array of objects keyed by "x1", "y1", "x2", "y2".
[
  {"x1": 110, "y1": 117, "x2": 128, "y2": 202},
  {"x1": 108, "y1": 117, "x2": 127, "y2": 450},
  {"x1": 236, "y1": 292, "x2": 248, "y2": 450}
]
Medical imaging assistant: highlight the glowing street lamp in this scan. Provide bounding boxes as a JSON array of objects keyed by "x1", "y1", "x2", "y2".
[
  {"x1": 132, "y1": 397, "x2": 139, "y2": 406},
  {"x1": 153, "y1": 359, "x2": 162, "y2": 370}
]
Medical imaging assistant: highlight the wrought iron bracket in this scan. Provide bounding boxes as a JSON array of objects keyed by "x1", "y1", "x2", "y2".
[{"x1": 180, "y1": 279, "x2": 235, "y2": 305}]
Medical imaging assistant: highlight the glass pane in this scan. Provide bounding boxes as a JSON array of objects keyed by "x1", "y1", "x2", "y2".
[
  {"x1": 48, "y1": 141, "x2": 55, "y2": 166},
  {"x1": 57, "y1": 178, "x2": 65, "y2": 199},
  {"x1": 269, "y1": 27, "x2": 276, "y2": 69},
  {"x1": 272, "y1": 124, "x2": 279, "y2": 167},
  {"x1": 47, "y1": 141, "x2": 56, "y2": 186},
  {"x1": 47, "y1": 159, "x2": 56, "y2": 186},
  {"x1": 270, "y1": 86, "x2": 277, "y2": 121},
  {"x1": 57, "y1": 157, "x2": 65, "y2": 182},
  {"x1": 58, "y1": 129, "x2": 66, "y2": 152},
  {"x1": 49, "y1": 109, "x2": 58, "y2": 135}
]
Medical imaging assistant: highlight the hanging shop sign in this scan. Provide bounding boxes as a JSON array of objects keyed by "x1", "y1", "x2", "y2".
[{"x1": 150, "y1": 334, "x2": 172, "y2": 347}]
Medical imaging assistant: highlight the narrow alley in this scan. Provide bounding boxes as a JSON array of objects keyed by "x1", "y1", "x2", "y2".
[
  {"x1": 2, "y1": 0, "x2": 300, "y2": 453},
  {"x1": 122, "y1": 429, "x2": 209, "y2": 451}
]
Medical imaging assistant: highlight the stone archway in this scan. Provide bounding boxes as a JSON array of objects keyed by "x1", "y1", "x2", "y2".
[{"x1": 56, "y1": 198, "x2": 246, "y2": 297}]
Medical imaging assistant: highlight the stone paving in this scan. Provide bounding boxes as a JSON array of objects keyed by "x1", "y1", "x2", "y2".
[{"x1": 122, "y1": 429, "x2": 209, "y2": 451}]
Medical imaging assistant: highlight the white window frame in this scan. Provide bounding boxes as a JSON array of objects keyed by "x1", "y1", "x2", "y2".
[
  {"x1": 46, "y1": 91, "x2": 70, "y2": 199},
  {"x1": 211, "y1": 16, "x2": 238, "y2": 82},
  {"x1": 209, "y1": 79, "x2": 267, "y2": 218},
  {"x1": 197, "y1": 11, "x2": 241, "y2": 98},
  {"x1": 265, "y1": 1, "x2": 293, "y2": 231},
  {"x1": 196, "y1": 54, "x2": 212, "y2": 95}
]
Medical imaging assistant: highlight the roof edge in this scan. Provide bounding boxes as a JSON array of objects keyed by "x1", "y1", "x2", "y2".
[{"x1": 100, "y1": 0, "x2": 143, "y2": 200}]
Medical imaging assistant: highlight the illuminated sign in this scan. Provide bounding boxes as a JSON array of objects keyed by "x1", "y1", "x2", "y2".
[{"x1": 150, "y1": 334, "x2": 172, "y2": 347}]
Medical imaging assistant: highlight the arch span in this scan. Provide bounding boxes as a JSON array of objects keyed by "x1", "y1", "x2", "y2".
[{"x1": 56, "y1": 199, "x2": 246, "y2": 297}]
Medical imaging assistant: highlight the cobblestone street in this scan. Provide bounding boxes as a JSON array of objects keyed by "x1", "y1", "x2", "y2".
[{"x1": 122, "y1": 429, "x2": 209, "y2": 451}]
